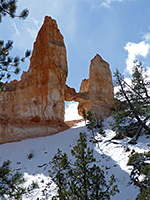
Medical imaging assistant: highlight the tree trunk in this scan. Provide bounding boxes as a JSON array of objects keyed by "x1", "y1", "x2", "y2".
[{"x1": 117, "y1": 74, "x2": 150, "y2": 134}]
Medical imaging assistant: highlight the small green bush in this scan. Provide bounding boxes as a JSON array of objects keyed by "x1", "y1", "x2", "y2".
[
  {"x1": 49, "y1": 132, "x2": 119, "y2": 200},
  {"x1": 0, "y1": 160, "x2": 38, "y2": 199},
  {"x1": 128, "y1": 151, "x2": 150, "y2": 200},
  {"x1": 128, "y1": 153, "x2": 144, "y2": 166},
  {"x1": 145, "y1": 151, "x2": 150, "y2": 157},
  {"x1": 140, "y1": 164, "x2": 150, "y2": 176},
  {"x1": 112, "y1": 132, "x2": 125, "y2": 140},
  {"x1": 136, "y1": 187, "x2": 150, "y2": 200},
  {"x1": 27, "y1": 152, "x2": 34, "y2": 160}
]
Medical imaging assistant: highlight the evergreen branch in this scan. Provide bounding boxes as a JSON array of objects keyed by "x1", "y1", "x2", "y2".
[
  {"x1": 119, "y1": 76, "x2": 150, "y2": 103},
  {"x1": 116, "y1": 70, "x2": 150, "y2": 133}
]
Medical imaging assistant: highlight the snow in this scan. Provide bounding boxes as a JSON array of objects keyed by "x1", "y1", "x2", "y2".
[
  {"x1": 145, "y1": 160, "x2": 150, "y2": 164},
  {"x1": 0, "y1": 115, "x2": 150, "y2": 199},
  {"x1": 65, "y1": 102, "x2": 83, "y2": 121}
]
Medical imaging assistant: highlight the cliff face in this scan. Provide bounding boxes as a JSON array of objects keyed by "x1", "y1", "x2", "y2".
[
  {"x1": 0, "y1": 16, "x2": 68, "y2": 144},
  {"x1": 0, "y1": 16, "x2": 114, "y2": 144},
  {"x1": 65, "y1": 54, "x2": 114, "y2": 119},
  {"x1": 78, "y1": 54, "x2": 114, "y2": 118}
]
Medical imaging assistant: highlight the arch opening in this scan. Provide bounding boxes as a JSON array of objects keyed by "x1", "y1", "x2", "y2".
[{"x1": 64, "y1": 101, "x2": 83, "y2": 122}]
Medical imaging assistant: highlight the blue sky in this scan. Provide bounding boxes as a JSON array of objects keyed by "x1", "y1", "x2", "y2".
[{"x1": 1, "y1": 0, "x2": 150, "y2": 91}]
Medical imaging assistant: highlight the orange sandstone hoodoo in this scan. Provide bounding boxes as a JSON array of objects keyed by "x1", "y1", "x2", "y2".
[
  {"x1": 65, "y1": 54, "x2": 114, "y2": 119},
  {"x1": 0, "y1": 16, "x2": 114, "y2": 144}
]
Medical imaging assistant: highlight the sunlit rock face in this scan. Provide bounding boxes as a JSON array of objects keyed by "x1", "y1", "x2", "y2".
[
  {"x1": 78, "y1": 54, "x2": 114, "y2": 118},
  {"x1": 65, "y1": 54, "x2": 114, "y2": 119},
  {"x1": 0, "y1": 16, "x2": 68, "y2": 144},
  {"x1": 0, "y1": 16, "x2": 114, "y2": 144}
]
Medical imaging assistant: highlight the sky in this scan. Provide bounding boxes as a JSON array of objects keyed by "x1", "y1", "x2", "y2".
[{"x1": 1, "y1": 0, "x2": 150, "y2": 92}]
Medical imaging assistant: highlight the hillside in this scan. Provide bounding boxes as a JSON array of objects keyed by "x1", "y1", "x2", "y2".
[{"x1": 0, "y1": 104, "x2": 149, "y2": 199}]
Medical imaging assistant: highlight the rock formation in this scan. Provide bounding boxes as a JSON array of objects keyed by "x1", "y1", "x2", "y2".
[
  {"x1": 78, "y1": 54, "x2": 114, "y2": 118},
  {"x1": 65, "y1": 54, "x2": 114, "y2": 119},
  {"x1": 0, "y1": 16, "x2": 114, "y2": 144},
  {"x1": 0, "y1": 16, "x2": 69, "y2": 144}
]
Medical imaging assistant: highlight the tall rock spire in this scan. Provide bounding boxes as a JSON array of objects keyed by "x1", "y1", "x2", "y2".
[
  {"x1": 65, "y1": 54, "x2": 114, "y2": 119},
  {"x1": 0, "y1": 16, "x2": 114, "y2": 144},
  {"x1": 0, "y1": 16, "x2": 68, "y2": 144}
]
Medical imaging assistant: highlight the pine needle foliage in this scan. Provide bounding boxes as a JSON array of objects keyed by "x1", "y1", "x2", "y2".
[
  {"x1": 112, "y1": 61, "x2": 150, "y2": 140},
  {"x1": 86, "y1": 111, "x2": 105, "y2": 139},
  {"x1": 0, "y1": 160, "x2": 38, "y2": 200},
  {"x1": 0, "y1": 0, "x2": 30, "y2": 87},
  {"x1": 49, "y1": 132, "x2": 119, "y2": 200},
  {"x1": 0, "y1": 0, "x2": 28, "y2": 21},
  {"x1": 128, "y1": 151, "x2": 150, "y2": 200}
]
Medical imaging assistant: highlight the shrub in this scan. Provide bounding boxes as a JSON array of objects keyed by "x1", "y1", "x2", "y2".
[
  {"x1": 27, "y1": 152, "x2": 34, "y2": 160},
  {"x1": 128, "y1": 151, "x2": 150, "y2": 200},
  {"x1": 49, "y1": 132, "x2": 119, "y2": 200},
  {"x1": 0, "y1": 160, "x2": 38, "y2": 199}
]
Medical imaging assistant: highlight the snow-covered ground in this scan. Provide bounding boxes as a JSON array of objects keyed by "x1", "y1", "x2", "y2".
[{"x1": 0, "y1": 103, "x2": 150, "y2": 200}]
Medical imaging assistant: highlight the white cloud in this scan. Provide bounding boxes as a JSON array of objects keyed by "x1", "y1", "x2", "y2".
[
  {"x1": 16, "y1": 0, "x2": 77, "y2": 48},
  {"x1": 124, "y1": 38, "x2": 150, "y2": 74},
  {"x1": 11, "y1": 21, "x2": 20, "y2": 35},
  {"x1": 143, "y1": 32, "x2": 150, "y2": 42},
  {"x1": 101, "y1": 0, "x2": 124, "y2": 9},
  {"x1": 65, "y1": 102, "x2": 83, "y2": 121},
  {"x1": 11, "y1": 16, "x2": 41, "y2": 51},
  {"x1": 27, "y1": 28, "x2": 37, "y2": 38},
  {"x1": 27, "y1": 17, "x2": 40, "y2": 39}
]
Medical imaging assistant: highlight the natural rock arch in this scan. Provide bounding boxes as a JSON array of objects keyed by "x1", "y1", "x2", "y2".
[
  {"x1": 0, "y1": 16, "x2": 114, "y2": 144},
  {"x1": 65, "y1": 54, "x2": 114, "y2": 119}
]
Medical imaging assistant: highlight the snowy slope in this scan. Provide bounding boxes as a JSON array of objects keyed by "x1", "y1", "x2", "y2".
[{"x1": 0, "y1": 103, "x2": 150, "y2": 199}]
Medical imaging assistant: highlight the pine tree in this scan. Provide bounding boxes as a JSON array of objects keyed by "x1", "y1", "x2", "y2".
[
  {"x1": 50, "y1": 149, "x2": 71, "y2": 200},
  {"x1": 112, "y1": 62, "x2": 150, "y2": 141},
  {"x1": 0, "y1": 0, "x2": 28, "y2": 20},
  {"x1": 70, "y1": 132, "x2": 96, "y2": 199},
  {"x1": 0, "y1": 160, "x2": 38, "y2": 200},
  {"x1": 129, "y1": 61, "x2": 150, "y2": 118},
  {"x1": 86, "y1": 111, "x2": 97, "y2": 139},
  {"x1": 86, "y1": 111, "x2": 105, "y2": 139},
  {"x1": 0, "y1": 0, "x2": 30, "y2": 87},
  {"x1": 50, "y1": 132, "x2": 119, "y2": 200},
  {"x1": 90, "y1": 166, "x2": 118, "y2": 200},
  {"x1": 127, "y1": 151, "x2": 150, "y2": 200}
]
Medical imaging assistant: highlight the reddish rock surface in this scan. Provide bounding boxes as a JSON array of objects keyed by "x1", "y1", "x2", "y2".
[
  {"x1": 79, "y1": 79, "x2": 89, "y2": 93},
  {"x1": 0, "y1": 16, "x2": 114, "y2": 144},
  {"x1": 65, "y1": 54, "x2": 114, "y2": 119},
  {"x1": 0, "y1": 16, "x2": 68, "y2": 144},
  {"x1": 78, "y1": 54, "x2": 114, "y2": 118}
]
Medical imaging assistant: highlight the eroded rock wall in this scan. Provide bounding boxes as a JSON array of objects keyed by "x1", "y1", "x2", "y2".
[
  {"x1": 0, "y1": 16, "x2": 114, "y2": 144},
  {"x1": 0, "y1": 16, "x2": 68, "y2": 144},
  {"x1": 65, "y1": 54, "x2": 114, "y2": 119},
  {"x1": 88, "y1": 54, "x2": 114, "y2": 118}
]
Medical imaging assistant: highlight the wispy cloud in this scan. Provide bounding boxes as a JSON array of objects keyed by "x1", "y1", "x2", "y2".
[
  {"x1": 101, "y1": 0, "x2": 125, "y2": 9},
  {"x1": 143, "y1": 32, "x2": 150, "y2": 42},
  {"x1": 124, "y1": 34, "x2": 150, "y2": 74},
  {"x1": 11, "y1": 21, "x2": 20, "y2": 35},
  {"x1": 27, "y1": 17, "x2": 40, "y2": 39},
  {"x1": 11, "y1": 16, "x2": 41, "y2": 51}
]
